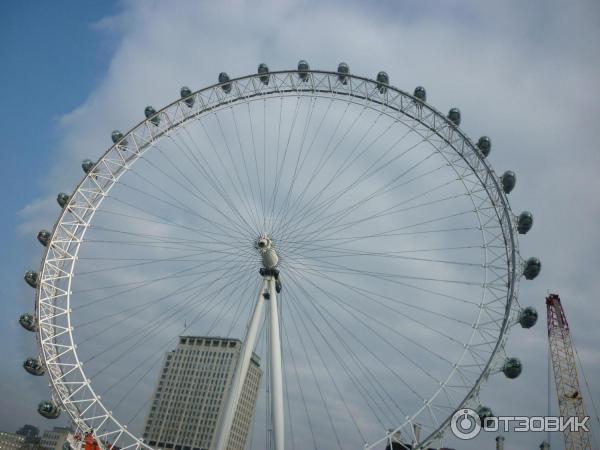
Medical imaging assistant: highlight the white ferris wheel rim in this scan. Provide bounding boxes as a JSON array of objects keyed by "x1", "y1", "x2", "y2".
[{"x1": 35, "y1": 69, "x2": 521, "y2": 450}]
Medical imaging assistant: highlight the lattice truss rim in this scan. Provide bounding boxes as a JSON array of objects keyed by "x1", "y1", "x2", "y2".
[{"x1": 35, "y1": 70, "x2": 523, "y2": 450}]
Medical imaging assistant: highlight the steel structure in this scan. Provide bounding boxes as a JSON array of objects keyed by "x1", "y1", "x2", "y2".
[
  {"x1": 546, "y1": 294, "x2": 592, "y2": 450},
  {"x1": 20, "y1": 64, "x2": 542, "y2": 450}
]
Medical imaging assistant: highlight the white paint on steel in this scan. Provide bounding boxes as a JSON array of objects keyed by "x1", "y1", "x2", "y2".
[
  {"x1": 268, "y1": 277, "x2": 285, "y2": 450},
  {"x1": 214, "y1": 279, "x2": 267, "y2": 450}
]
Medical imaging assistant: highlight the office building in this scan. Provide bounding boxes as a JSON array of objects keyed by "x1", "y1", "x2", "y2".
[
  {"x1": 0, "y1": 431, "x2": 26, "y2": 450},
  {"x1": 40, "y1": 427, "x2": 72, "y2": 450},
  {"x1": 15, "y1": 425, "x2": 40, "y2": 450},
  {"x1": 143, "y1": 336, "x2": 262, "y2": 450}
]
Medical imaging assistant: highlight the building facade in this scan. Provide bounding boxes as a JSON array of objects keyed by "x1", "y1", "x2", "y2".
[
  {"x1": 0, "y1": 431, "x2": 26, "y2": 450},
  {"x1": 14, "y1": 425, "x2": 40, "y2": 450},
  {"x1": 15, "y1": 426, "x2": 38, "y2": 442},
  {"x1": 16, "y1": 424, "x2": 40, "y2": 450},
  {"x1": 40, "y1": 427, "x2": 72, "y2": 450},
  {"x1": 143, "y1": 336, "x2": 262, "y2": 450}
]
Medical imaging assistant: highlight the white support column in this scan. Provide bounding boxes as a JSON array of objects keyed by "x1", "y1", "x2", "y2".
[
  {"x1": 268, "y1": 277, "x2": 285, "y2": 450},
  {"x1": 214, "y1": 279, "x2": 267, "y2": 450}
]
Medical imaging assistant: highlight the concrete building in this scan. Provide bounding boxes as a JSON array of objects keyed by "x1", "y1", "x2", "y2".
[
  {"x1": 15, "y1": 426, "x2": 38, "y2": 441},
  {"x1": 40, "y1": 427, "x2": 72, "y2": 450},
  {"x1": 14, "y1": 425, "x2": 40, "y2": 450},
  {"x1": 0, "y1": 431, "x2": 26, "y2": 450},
  {"x1": 143, "y1": 336, "x2": 262, "y2": 450}
]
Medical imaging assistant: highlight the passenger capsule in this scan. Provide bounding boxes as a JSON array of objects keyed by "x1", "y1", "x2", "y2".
[
  {"x1": 180, "y1": 86, "x2": 194, "y2": 108},
  {"x1": 519, "y1": 306, "x2": 538, "y2": 328},
  {"x1": 477, "y1": 405, "x2": 493, "y2": 426},
  {"x1": 502, "y1": 357, "x2": 522, "y2": 379},
  {"x1": 523, "y1": 257, "x2": 541, "y2": 280},
  {"x1": 24, "y1": 358, "x2": 45, "y2": 376},
  {"x1": 501, "y1": 170, "x2": 516, "y2": 194},
  {"x1": 82, "y1": 159, "x2": 95, "y2": 174},
  {"x1": 413, "y1": 86, "x2": 426, "y2": 102},
  {"x1": 447, "y1": 108, "x2": 461, "y2": 126},
  {"x1": 517, "y1": 211, "x2": 533, "y2": 234},
  {"x1": 258, "y1": 63, "x2": 270, "y2": 85},
  {"x1": 337, "y1": 62, "x2": 349, "y2": 84},
  {"x1": 38, "y1": 401, "x2": 60, "y2": 419},
  {"x1": 218, "y1": 72, "x2": 232, "y2": 93},
  {"x1": 57, "y1": 193, "x2": 70, "y2": 209},
  {"x1": 24, "y1": 271, "x2": 39, "y2": 288},
  {"x1": 145, "y1": 106, "x2": 160, "y2": 126},
  {"x1": 376, "y1": 71, "x2": 389, "y2": 94},
  {"x1": 111, "y1": 130, "x2": 127, "y2": 147},
  {"x1": 298, "y1": 60, "x2": 310, "y2": 82},
  {"x1": 477, "y1": 136, "x2": 491, "y2": 158},
  {"x1": 37, "y1": 230, "x2": 51, "y2": 247},
  {"x1": 275, "y1": 279, "x2": 282, "y2": 294},
  {"x1": 19, "y1": 313, "x2": 37, "y2": 332}
]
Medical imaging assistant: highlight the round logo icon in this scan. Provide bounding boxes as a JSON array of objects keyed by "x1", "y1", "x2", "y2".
[{"x1": 450, "y1": 408, "x2": 481, "y2": 440}]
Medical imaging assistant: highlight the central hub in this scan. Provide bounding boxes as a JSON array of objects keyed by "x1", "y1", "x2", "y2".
[{"x1": 256, "y1": 233, "x2": 279, "y2": 269}]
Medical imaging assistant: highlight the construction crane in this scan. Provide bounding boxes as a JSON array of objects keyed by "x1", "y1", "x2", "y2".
[{"x1": 546, "y1": 293, "x2": 593, "y2": 450}]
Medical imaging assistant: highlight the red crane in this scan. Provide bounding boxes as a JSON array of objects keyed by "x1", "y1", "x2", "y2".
[{"x1": 546, "y1": 294, "x2": 592, "y2": 450}]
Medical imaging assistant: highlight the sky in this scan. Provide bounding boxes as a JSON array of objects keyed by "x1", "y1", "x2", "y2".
[{"x1": 1, "y1": 1, "x2": 600, "y2": 450}]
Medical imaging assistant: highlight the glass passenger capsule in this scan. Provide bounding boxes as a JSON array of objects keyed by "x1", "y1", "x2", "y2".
[
  {"x1": 502, "y1": 357, "x2": 522, "y2": 379},
  {"x1": 337, "y1": 62, "x2": 349, "y2": 84},
  {"x1": 37, "y1": 230, "x2": 51, "y2": 247},
  {"x1": 57, "y1": 193, "x2": 69, "y2": 208},
  {"x1": 447, "y1": 108, "x2": 461, "y2": 126},
  {"x1": 38, "y1": 401, "x2": 60, "y2": 419},
  {"x1": 298, "y1": 60, "x2": 310, "y2": 82},
  {"x1": 413, "y1": 86, "x2": 426, "y2": 102},
  {"x1": 180, "y1": 86, "x2": 194, "y2": 108},
  {"x1": 523, "y1": 257, "x2": 541, "y2": 280},
  {"x1": 258, "y1": 63, "x2": 270, "y2": 85},
  {"x1": 145, "y1": 106, "x2": 160, "y2": 126},
  {"x1": 24, "y1": 358, "x2": 45, "y2": 376},
  {"x1": 518, "y1": 306, "x2": 538, "y2": 328},
  {"x1": 111, "y1": 130, "x2": 127, "y2": 147},
  {"x1": 501, "y1": 170, "x2": 516, "y2": 194},
  {"x1": 218, "y1": 72, "x2": 232, "y2": 93},
  {"x1": 19, "y1": 313, "x2": 37, "y2": 332},
  {"x1": 517, "y1": 211, "x2": 533, "y2": 234},
  {"x1": 376, "y1": 71, "x2": 389, "y2": 94},
  {"x1": 81, "y1": 159, "x2": 95, "y2": 174},
  {"x1": 477, "y1": 136, "x2": 491, "y2": 158},
  {"x1": 24, "y1": 271, "x2": 38, "y2": 288},
  {"x1": 477, "y1": 405, "x2": 493, "y2": 426}
]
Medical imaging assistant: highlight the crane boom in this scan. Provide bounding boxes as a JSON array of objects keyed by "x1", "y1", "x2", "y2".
[{"x1": 546, "y1": 293, "x2": 592, "y2": 450}]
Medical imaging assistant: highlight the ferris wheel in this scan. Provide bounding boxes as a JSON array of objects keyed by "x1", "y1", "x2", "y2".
[{"x1": 20, "y1": 61, "x2": 542, "y2": 450}]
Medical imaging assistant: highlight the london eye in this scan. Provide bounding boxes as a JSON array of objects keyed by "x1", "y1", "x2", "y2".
[{"x1": 21, "y1": 62, "x2": 541, "y2": 450}]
